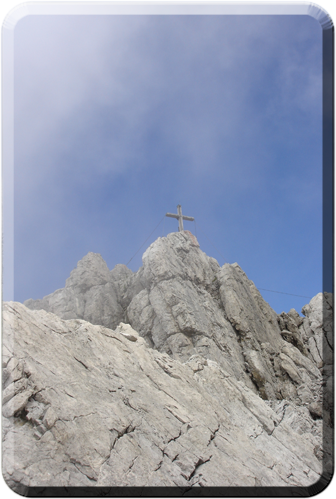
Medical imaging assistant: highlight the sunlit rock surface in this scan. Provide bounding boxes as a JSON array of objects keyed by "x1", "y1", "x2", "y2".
[{"x1": 3, "y1": 231, "x2": 332, "y2": 490}]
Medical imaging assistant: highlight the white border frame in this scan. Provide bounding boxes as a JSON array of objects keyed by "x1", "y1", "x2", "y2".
[{"x1": 0, "y1": 0, "x2": 336, "y2": 494}]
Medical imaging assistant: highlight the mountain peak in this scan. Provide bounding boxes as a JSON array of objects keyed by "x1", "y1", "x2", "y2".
[
  {"x1": 14, "y1": 235, "x2": 332, "y2": 488},
  {"x1": 65, "y1": 252, "x2": 110, "y2": 292}
]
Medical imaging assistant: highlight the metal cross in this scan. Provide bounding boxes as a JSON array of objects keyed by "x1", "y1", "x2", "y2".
[{"x1": 165, "y1": 205, "x2": 194, "y2": 232}]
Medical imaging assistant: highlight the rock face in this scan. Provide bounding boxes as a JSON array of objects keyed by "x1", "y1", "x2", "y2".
[
  {"x1": 2, "y1": 304, "x2": 327, "y2": 490},
  {"x1": 24, "y1": 253, "x2": 133, "y2": 330},
  {"x1": 3, "y1": 231, "x2": 332, "y2": 490}
]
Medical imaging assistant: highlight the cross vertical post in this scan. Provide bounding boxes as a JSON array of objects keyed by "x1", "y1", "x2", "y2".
[{"x1": 177, "y1": 204, "x2": 183, "y2": 231}]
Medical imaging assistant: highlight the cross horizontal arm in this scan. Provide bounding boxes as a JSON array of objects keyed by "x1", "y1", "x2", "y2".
[
  {"x1": 166, "y1": 213, "x2": 179, "y2": 219},
  {"x1": 182, "y1": 216, "x2": 194, "y2": 221}
]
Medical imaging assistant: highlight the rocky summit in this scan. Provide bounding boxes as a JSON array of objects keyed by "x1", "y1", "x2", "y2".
[{"x1": 2, "y1": 231, "x2": 333, "y2": 491}]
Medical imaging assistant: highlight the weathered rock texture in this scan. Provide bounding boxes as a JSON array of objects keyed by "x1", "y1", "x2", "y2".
[
  {"x1": 24, "y1": 253, "x2": 133, "y2": 331},
  {"x1": 3, "y1": 231, "x2": 333, "y2": 490}
]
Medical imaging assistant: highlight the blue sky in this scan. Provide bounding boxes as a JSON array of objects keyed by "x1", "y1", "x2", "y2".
[{"x1": 11, "y1": 13, "x2": 323, "y2": 314}]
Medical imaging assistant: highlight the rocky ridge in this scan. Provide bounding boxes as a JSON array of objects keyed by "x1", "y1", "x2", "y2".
[{"x1": 3, "y1": 230, "x2": 333, "y2": 490}]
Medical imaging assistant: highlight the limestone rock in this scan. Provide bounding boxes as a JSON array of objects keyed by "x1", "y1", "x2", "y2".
[
  {"x1": 2, "y1": 302, "x2": 323, "y2": 489},
  {"x1": 219, "y1": 262, "x2": 282, "y2": 349},
  {"x1": 11, "y1": 231, "x2": 332, "y2": 488},
  {"x1": 24, "y1": 254, "x2": 133, "y2": 330},
  {"x1": 65, "y1": 251, "x2": 111, "y2": 291},
  {"x1": 300, "y1": 292, "x2": 333, "y2": 419},
  {"x1": 301, "y1": 293, "x2": 333, "y2": 367},
  {"x1": 23, "y1": 232, "x2": 329, "y2": 407}
]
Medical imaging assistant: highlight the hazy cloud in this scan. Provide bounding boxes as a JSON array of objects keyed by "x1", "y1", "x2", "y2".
[{"x1": 11, "y1": 14, "x2": 323, "y2": 309}]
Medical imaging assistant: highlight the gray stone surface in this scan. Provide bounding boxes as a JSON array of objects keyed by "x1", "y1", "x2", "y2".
[
  {"x1": 2, "y1": 303, "x2": 323, "y2": 489},
  {"x1": 5, "y1": 231, "x2": 332, "y2": 488},
  {"x1": 24, "y1": 254, "x2": 133, "y2": 330}
]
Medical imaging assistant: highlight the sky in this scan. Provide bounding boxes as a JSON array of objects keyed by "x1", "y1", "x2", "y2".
[{"x1": 8, "y1": 11, "x2": 324, "y2": 315}]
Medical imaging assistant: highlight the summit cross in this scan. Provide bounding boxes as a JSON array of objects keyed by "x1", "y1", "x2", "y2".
[{"x1": 165, "y1": 205, "x2": 194, "y2": 232}]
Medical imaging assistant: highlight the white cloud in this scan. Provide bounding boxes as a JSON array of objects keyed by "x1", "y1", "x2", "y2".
[
  {"x1": 8, "y1": 13, "x2": 324, "y2": 304},
  {"x1": 14, "y1": 15, "x2": 321, "y2": 184}
]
